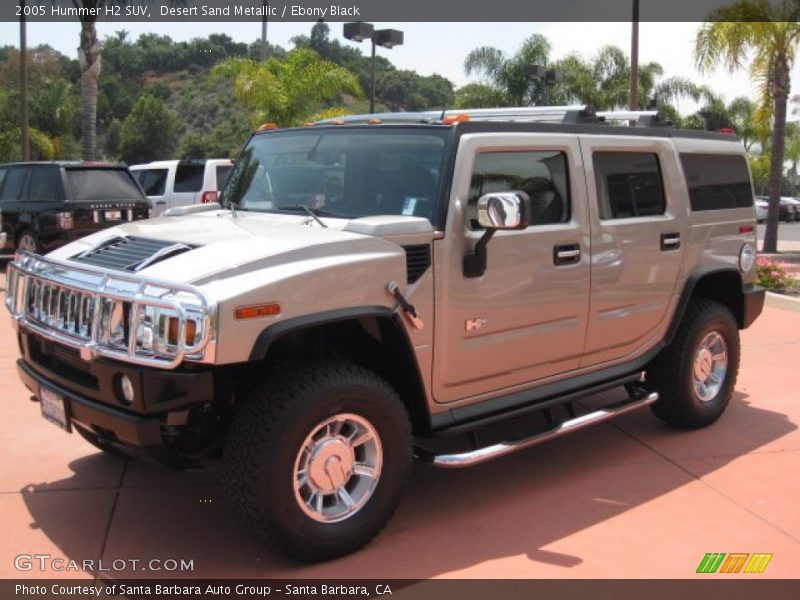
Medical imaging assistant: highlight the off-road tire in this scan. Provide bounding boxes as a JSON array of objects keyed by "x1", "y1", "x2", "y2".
[
  {"x1": 648, "y1": 299, "x2": 740, "y2": 428},
  {"x1": 223, "y1": 361, "x2": 413, "y2": 562}
]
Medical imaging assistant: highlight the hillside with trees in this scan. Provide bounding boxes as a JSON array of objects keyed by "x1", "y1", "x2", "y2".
[{"x1": 0, "y1": 21, "x2": 797, "y2": 203}]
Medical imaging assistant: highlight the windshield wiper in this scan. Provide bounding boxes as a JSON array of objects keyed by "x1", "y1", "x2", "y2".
[{"x1": 277, "y1": 205, "x2": 329, "y2": 228}]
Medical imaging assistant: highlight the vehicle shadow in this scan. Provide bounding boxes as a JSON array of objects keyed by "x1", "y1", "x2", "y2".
[{"x1": 20, "y1": 389, "x2": 796, "y2": 579}]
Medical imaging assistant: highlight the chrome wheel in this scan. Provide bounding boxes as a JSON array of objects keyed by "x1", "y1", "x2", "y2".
[
  {"x1": 293, "y1": 413, "x2": 382, "y2": 523},
  {"x1": 17, "y1": 233, "x2": 37, "y2": 253},
  {"x1": 692, "y1": 331, "x2": 728, "y2": 402}
]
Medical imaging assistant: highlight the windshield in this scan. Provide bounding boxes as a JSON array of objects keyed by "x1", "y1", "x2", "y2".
[{"x1": 221, "y1": 128, "x2": 450, "y2": 222}]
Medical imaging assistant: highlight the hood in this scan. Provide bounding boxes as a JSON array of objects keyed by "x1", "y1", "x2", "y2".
[{"x1": 46, "y1": 210, "x2": 432, "y2": 285}]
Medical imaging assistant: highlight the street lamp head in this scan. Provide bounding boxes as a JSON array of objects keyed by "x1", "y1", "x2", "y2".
[
  {"x1": 374, "y1": 29, "x2": 404, "y2": 49},
  {"x1": 343, "y1": 22, "x2": 374, "y2": 42},
  {"x1": 524, "y1": 65, "x2": 547, "y2": 80}
]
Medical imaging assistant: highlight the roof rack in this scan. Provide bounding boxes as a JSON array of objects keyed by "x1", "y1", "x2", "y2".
[
  {"x1": 314, "y1": 106, "x2": 673, "y2": 128},
  {"x1": 597, "y1": 110, "x2": 672, "y2": 128}
]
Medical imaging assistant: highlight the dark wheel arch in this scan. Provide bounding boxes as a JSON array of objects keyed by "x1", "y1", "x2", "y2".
[{"x1": 248, "y1": 306, "x2": 433, "y2": 435}]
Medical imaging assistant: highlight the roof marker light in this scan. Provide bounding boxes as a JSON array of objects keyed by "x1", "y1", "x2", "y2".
[{"x1": 442, "y1": 113, "x2": 470, "y2": 125}]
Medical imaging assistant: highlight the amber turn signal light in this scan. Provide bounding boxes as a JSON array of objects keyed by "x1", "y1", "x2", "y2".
[
  {"x1": 167, "y1": 318, "x2": 197, "y2": 345},
  {"x1": 235, "y1": 303, "x2": 281, "y2": 320}
]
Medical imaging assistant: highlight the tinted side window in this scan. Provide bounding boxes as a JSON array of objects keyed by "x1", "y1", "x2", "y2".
[
  {"x1": 0, "y1": 167, "x2": 27, "y2": 201},
  {"x1": 468, "y1": 151, "x2": 570, "y2": 229},
  {"x1": 135, "y1": 169, "x2": 168, "y2": 196},
  {"x1": 27, "y1": 166, "x2": 63, "y2": 202},
  {"x1": 216, "y1": 165, "x2": 232, "y2": 190},
  {"x1": 593, "y1": 152, "x2": 665, "y2": 219},
  {"x1": 680, "y1": 153, "x2": 752, "y2": 211},
  {"x1": 174, "y1": 163, "x2": 205, "y2": 193}
]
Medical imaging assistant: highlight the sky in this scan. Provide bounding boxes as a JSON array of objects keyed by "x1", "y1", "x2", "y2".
[{"x1": 1, "y1": 20, "x2": 799, "y2": 117}]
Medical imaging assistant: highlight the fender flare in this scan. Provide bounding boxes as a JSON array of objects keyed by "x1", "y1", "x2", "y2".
[{"x1": 249, "y1": 305, "x2": 396, "y2": 361}]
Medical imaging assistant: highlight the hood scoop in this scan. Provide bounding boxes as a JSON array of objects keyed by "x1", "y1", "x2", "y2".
[{"x1": 71, "y1": 236, "x2": 196, "y2": 272}]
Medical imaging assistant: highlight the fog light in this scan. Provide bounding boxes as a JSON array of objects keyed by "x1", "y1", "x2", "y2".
[{"x1": 118, "y1": 374, "x2": 135, "y2": 405}]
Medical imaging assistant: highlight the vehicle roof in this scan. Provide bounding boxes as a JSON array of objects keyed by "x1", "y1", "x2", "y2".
[
  {"x1": 280, "y1": 106, "x2": 741, "y2": 143},
  {"x1": 0, "y1": 161, "x2": 129, "y2": 168},
  {"x1": 129, "y1": 159, "x2": 233, "y2": 169}
]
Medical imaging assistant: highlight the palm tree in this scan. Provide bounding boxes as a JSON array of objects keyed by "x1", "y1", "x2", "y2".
[
  {"x1": 462, "y1": 34, "x2": 554, "y2": 107},
  {"x1": 76, "y1": 1, "x2": 101, "y2": 160},
  {"x1": 211, "y1": 48, "x2": 362, "y2": 127},
  {"x1": 695, "y1": 0, "x2": 800, "y2": 253},
  {"x1": 554, "y1": 46, "x2": 703, "y2": 110},
  {"x1": 459, "y1": 37, "x2": 702, "y2": 111}
]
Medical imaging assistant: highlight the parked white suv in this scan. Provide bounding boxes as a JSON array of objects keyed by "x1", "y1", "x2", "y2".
[{"x1": 131, "y1": 159, "x2": 233, "y2": 217}]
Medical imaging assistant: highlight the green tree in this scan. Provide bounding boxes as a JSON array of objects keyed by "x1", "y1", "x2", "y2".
[
  {"x1": 211, "y1": 48, "x2": 363, "y2": 127},
  {"x1": 119, "y1": 95, "x2": 176, "y2": 164},
  {"x1": 460, "y1": 36, "x2": 702, "y2": 111},
  {"x1": 696, "y1": 0, "x2": 800, "y2": 252},
  {"x1": 462, "y1": 34, "x2": 554, "y2": 106}
]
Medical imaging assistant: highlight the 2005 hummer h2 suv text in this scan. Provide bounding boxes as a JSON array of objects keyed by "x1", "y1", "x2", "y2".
[{"x1": 4, "y1": 106, "x2": 765, "y2": 561}]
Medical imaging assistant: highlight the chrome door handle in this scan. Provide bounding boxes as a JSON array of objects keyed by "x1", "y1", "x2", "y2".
[
  {"x1": 554, "y1": 244, "x2": 581, "y2": 265},
  {"x1": 660, "y1": 233, "x2": 681, "y2": 251}
]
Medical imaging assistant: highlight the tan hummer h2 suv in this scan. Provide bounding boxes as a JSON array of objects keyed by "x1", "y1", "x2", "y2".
[{"x1": 4, "y1": 106, "x2": 765, "y2": 561}]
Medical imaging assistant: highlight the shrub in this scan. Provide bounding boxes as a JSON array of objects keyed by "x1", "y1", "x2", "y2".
[{"x1": 757, "y1": 257, "x2": 791, "y2": 290}]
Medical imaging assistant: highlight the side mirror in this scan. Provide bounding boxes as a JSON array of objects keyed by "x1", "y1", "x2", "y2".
[
  {"x1": 464, "y1": 191, "x2": 531, "y2": 278},
  {"x1": 476, "y1": 192, "x2": 531, "y2": 230}
]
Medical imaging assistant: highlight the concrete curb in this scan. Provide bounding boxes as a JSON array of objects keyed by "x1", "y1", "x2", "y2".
[{"x1": 765, "y1": 291, "x2": 800, "y2": 314}]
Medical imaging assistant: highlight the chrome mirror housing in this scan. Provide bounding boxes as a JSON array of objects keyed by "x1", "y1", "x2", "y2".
[{"x1": 476, "y1": 192, "x2": 531, "y2": 230}]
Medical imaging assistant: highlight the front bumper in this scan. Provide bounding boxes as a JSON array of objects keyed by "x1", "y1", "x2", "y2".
[
  {"x1": 742, "y1": 283, "x2": 766, "y2": 329},
  {"x1": 16, "y1": 331, "x2": 218, "y2": 467}
]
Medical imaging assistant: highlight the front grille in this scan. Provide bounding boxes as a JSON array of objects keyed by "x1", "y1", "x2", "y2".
[
  {"x1": 71, "y1": 236, "x2": 193, "y2": 272},
  {"x1": 27, "y1": 279, "x2": 101, "y2": 342},
  {"x1": 403, "y1": 245, "x2": 432, "y2": 284}
]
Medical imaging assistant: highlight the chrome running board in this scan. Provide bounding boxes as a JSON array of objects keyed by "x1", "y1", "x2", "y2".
[{"x1": 425, "y1": 392, "x2": 658, "y2": 469}]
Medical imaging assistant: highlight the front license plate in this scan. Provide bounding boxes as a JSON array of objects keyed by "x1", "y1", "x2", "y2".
[
  {"x1": 105, "y1": 210, "x2": 122, "y2": 221},
  {"x1": 39, "y1": 387, "x2": 71, "y2": 432}
]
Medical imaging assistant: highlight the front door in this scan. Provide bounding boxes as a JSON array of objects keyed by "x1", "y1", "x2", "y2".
[{"x1": 433, "y1": 133, "x2": 591, "y2": 404}]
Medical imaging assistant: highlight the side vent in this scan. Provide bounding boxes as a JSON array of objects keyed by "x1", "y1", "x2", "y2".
[
  {"x1": 72, "y1": 236, "x2": 195, "y2": 272},
  {"x1": 403, "y1": 245, "x2": 431, "y2": 284}
]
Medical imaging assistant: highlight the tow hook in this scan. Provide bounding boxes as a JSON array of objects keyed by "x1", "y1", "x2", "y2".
[{"x1": 386, "y1": 281, "x2": 424, "y2": 330}]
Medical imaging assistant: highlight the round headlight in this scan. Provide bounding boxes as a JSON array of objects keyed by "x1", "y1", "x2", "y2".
[{"x1": 739, "y1": 243, "x2": 756, "y2": 273}]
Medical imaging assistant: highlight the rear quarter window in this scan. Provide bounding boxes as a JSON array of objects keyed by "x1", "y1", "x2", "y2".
[
  {"x1": 0, "y1": 167, "x2": 27, "y2": 201},
  {"x1": 216, "y1": 165, "x2": 233, "y2": 190},
  {"x1": 680, "y1": 153, "x2": 753, "y2": 211},
  {"x1": 174, "y1": 163, "x2": 205, "y2": 193}
]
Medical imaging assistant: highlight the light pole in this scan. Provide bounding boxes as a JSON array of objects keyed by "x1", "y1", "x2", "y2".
[
  {"x1": 629, "y1": 0, "x2": 640, "y2": 111},
  {"x1": 343, "y1": 23, "x2": 403, "y2": 114},
  {"x1": 260, "y1": 1, "x2": 269, "y2": 60},
  {"x1": 20, "y1": 0, "x2": 30, "y2": 160},
  {"x1": 523, "y1": 65, "x2": 562, "y2": 106}
]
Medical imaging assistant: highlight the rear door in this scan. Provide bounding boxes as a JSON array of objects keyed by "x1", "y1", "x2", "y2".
[
  {"x1": 0, "y1": 166, "x2": 30, "y2": 252},
  {"x1": 64, "y1": 167, "x2": 149, "y2": 234},
  {"x1": 579, "y1": 136, "x2": 688, "y2": 366}
]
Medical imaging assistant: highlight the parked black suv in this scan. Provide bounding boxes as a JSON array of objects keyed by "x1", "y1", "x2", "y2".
[{"x1": 0, "y1": 162, "x2": 151, "y2": 255}]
